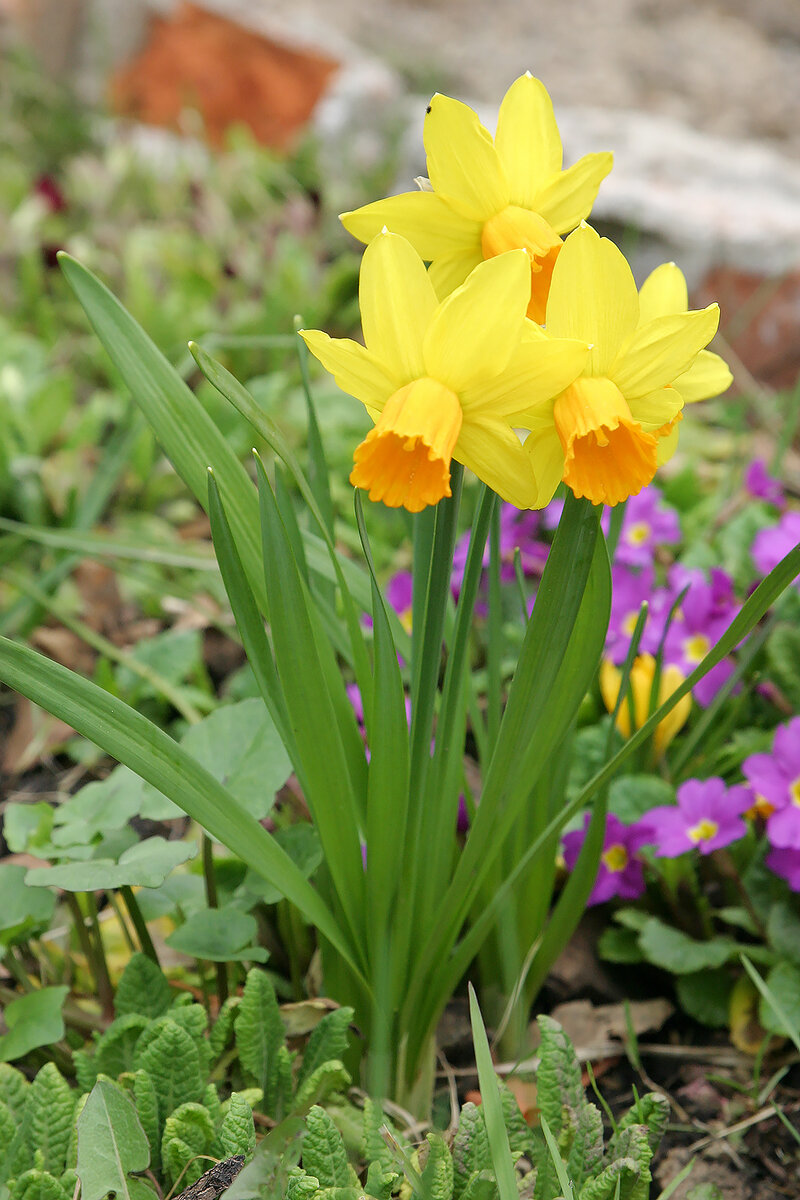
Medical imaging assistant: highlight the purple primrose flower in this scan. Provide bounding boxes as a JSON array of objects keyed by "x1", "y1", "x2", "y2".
[
  {"x1": 646, "y1": 777, "x2": 751, "y2": 857},
  {"x1": 752, "y1": 512, "x2": 800, "y2": 585},
  {"x1": 602, "y1": 485, "x2": 681, "y2": 568},
  {"x1": 745, "y1": 459, "x2": 784, "y2": 508},
  {"x1": 659, "y1": 566, "x2": 739, "y2": 706},
  {"x1": 766, "y1": 846, "x2": 800, "y2": 891},
  {"x1": 563, "y1": 813, "x2": 652, "y2": 905},
  {"x1": 743, "y1": 717, "x2": 800, "y2": 850}
]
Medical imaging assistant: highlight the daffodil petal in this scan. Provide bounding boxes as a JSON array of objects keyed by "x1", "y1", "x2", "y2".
[
  {"x1": 459, "y1": 332, "x2": 589, "y2": 416},
  {"x1": 628, "y1": 386, "x2": 684, "y2": 430},
  {"x1": 300, "y1": 330, "x2": 395, "y2": 411},
  {"x1": 521, "y1": 426, "x2": 566, "y2": 508},
  {"x1": 422, "y1": 250, "x2": 530, "y2": 393},
  {"x1": 674, "y1": 349, "x2": 733, "y2": 403},
  {"x1": 534, "y1": 153, "x2": 614, "y2": 236},
  {"x1": 359, "y1": 232, "x2": 438, "y2": 383},
  {"x1": 340, "y1": 191, "x2": 481, "y2": 259},
  {"x1": 494, "y1": 73, "x2": 562, "y2": 206},
  {"x1": 428, "y1": 248, "x2": 483, "y2": 299},
  {"x1": 424, "y1": 94, "x2": 509, "y2": 221},
  {"x1": 656, "y1": 420, "x2": 681, "y2": 465},
  {"x1": 611, "y1": 305, "x2": 721, "y2": 398},
  {"x1": 638, "y1": 262, "x2": 688, "y2": 322},
  {"x1": 545, "y1": 223, "x2": 639, "y2": 375},
  {"x1": 455, "y1": 417, "x2": 538, "y2": 508}
]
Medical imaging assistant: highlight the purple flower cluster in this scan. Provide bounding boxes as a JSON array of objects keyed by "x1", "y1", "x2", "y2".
[
  {"x1": 752, "y1": 511, "x2": 800, "y2": 587},
  {"x1": 565, "y1": 719, "x2": 800, "y2": 904},
  {"x1": 451, "y1": 503, "x2": 549, "y2": 602}
]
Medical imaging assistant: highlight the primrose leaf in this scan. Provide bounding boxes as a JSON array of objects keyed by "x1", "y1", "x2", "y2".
[
  {"x1": 302, "y1": 1105, "x2": 350, "y2": 1189},
  {"x1": 25, "y1": 836, "x2": 195, "y2": 891},
  {"x1": 178, "y1": 698, "x2": 292, "y2": 819},
  {"x1": 765, "y1": 624, "x2": 800, "y2": 709},
  {"x1": 115, "y1": 953, "x2": 172, "y2": 1019},
  {"x1": 0, "y1": 864, "x2": 56, "y2": 944},
  {"x1": 608, "y1": 775, "x2": 675, "y2": 824},
  {"x1": 0, "y1": 987, "x2": 68, "y2": 1064},
  {"x1": 166, "y1": 906, "x2": 268, "y2": 962},
  {"x1": 758, "y1": 961, "x2": 800, "y2": 1038},
  {"x1": 675, "y1": 969, "x2": 733, "y2": 1028},
  {"x1": 2, "y1": 802, "x2": 54, "y2": 853},
  {"x1": 76, "y1": 1079, "x2": 152, "y2": 1200},
  {"x1": 767, "y1": 902, "x2": 800, "y2": 965},
  {"x1": 50, "y1": 768, "x2": 145, "y2": 846},
  {"x1": 637, "y1": 919, "x2": 736, "y2": 974},
  {"x1": 235, "y1": 824, "x2": 323, "y2": 907}
]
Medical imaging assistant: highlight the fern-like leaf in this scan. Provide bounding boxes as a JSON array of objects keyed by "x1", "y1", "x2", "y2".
[
  {"x1": 296, "y1": 1008, "x2": 353, "y2": 1088},
  {"x1": 209, "y1": 997, "x2": 240, "y2": 1058},
  {"x1": 137, "y1": 1022, "x2": 204, "y2": 1125},
  {"x1": 7, "y1": 1167, "x2": 71, "y2": 1200},
  {"x1": 0, "y1": 1064, "x2": 30, "y2": 1124},
  {"x1": 18, "y1": 1065, "x2": 75, "y2": 1177},
  {"x1": 421, "y1": 1134, "x2": 454, "y2": 1200},
  {"x1": 114, "y1": 954, "x2": 171, "y2": 1019},
  {"x1": 609, "y1": 1093, "x2": 669, "y2": 1158},
  {"x1": 133, "y1": 1070, "x2": 161, "y2": 1175},
  {"x1": 302, "y1": 1105, "x2": 350, "y2": 1189},
  {"x1": 235, "y1": 969, "x2": 285, "y2": 1112},
  {"x1": 293, "y1": 1061, "x2": 351, "y2": 1114},
  {"x1": 212, "y1": 1092, "x2": 256, "y2": 1161},
  {"x1": 161, "y1": 1103, "x2": 215, "y2": 1189},
  {"x1": 453, "y1": 1103, "x2": 491, "y2": 1200}
]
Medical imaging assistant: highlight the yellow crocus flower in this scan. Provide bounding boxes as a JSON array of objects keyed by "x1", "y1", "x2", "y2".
[
  {"x1": 340, "y1": 74, "x2": 612, "y2": 324},
  {"x1": 514, "y1": 224, "x2": 721, "y2": 507},
  {"x1": 300, "y1": 232, "x2": 589, "y2": 512},
  {"x1": 600, "y1": 654, "x2": 691, "y2": 757}
]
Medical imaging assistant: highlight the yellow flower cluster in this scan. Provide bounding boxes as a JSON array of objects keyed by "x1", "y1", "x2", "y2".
[{"x1": 302, "y1": 74, "x2": 732, "y2": 512}]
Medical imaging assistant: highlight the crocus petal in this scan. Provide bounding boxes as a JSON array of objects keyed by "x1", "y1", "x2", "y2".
[
  {"x1": 637, "y1": 262, "x2": 688, "y2": 322},
  {"x1": 428, "y1": 248, "x2": 484, "y2": 299},
  {"x1": 340, "y1": 190, "x2": 481, "y2": 259},
  {"x1": 424, "y1": 94, "x2": 509, "y2": 221},
  {"x1": 423, "y1": 251, "x2": 530, "y2": 393},
  {"x1": 521, "y1": 426, "x2": 566, "y2": 508},
  {"x1": 611, "y1": 306, "x2": 721, "y2": 398},
  {"x1": 673, "y1": 350, "x2": 733, "y2": 404},
  {"x1": 459, "y1": 330, "x2": 589, "y2": 416},
  {"x1": 533, "y1": 152, "x2": 614, "y2": 236},
  {"x1": 455, "y1": 417, "x2": 539, "y2": 508},
  {"x1": 494, "y1": 73, "x2": 562, "y2": 206},
  {"x1": 359, "y1": 232, "x2": 438, "y2": 383},
  {"x1": 545, "y1": 224, "x2": 639, "y2": 376},
  {"x1": 300, "y1": 331, "x2": 395, "y2": 411},
  {"x1": 627, "y1": 386, "x2": 684, "y2": 430}
]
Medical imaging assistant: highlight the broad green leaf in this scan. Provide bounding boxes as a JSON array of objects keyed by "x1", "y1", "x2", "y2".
[
  {"x1": 76, "y1": 1079, "x2": 151, "y2": 1200},
  {"x1": 0, "y1": 636, "x2": 363, "y2": 983},
  {"x1": 0, "y1": 864, "x2": 56, "y2": 944},
  {"x1": 767, "y1": 903, "x2": 800, "y2": 965},
  {"x1": 758, "y1": 961, "x2": 800, "y2": 1040},
  {"x1": 608, "y1": 776, "x2": 676, "y2": 824},
  {"x1": 166, "y1": 907, "x2": 268, "y2": 962},
  {"x1": 0, "y1": 987, "x2": 68, "y2": 1063},
  {"x1": 638, "y1": 919, "x2": 735, "y2": 974},
  {"x1": 179, "y1": 699, "x2": 291, "y2": 819},
  {"x1": 2, "y1": 802, "x2": 53, "y2": 853},
  {"x1": 115, "y1": 953, "x2": 172, "y2": 1019},
  {"x1": 50, "y1": 768, "x2": 146, "y2": 846},
  {"x1": 675, "y1": 969, "x2": 732, "y2": 1028},
  {"x1": 235, "y1": 825, "x2": 322, "y2": 907},
  {"x1": 25, "y1": 837, "x2": 195, "y2": 891}
]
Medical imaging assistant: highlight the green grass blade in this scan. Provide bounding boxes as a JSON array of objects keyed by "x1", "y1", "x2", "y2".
[
  {"x1": 58, "y1": 253, "x2": 267, "y2": 612},
  {"x1": 0, "y1": 517, "x2": 218, "y2": 571},
  {"x1": 294, "y1": 320, "x2": 335, "y2": 542},
  {"x1": 254, "y1": 456, "x2": 368, "y2": 954},
  {"x1": 0, "y1": 635, "x2": 361, "y2": 979},
  {"x1": 468, "y1": 984, "x2": 519, "y2": 1200}
]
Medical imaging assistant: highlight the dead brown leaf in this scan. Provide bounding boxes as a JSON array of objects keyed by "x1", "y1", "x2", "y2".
[
  {"x1": 533, "y1": 997, "x2": 674, "y2": 1057},
  {"x1": 2, "y1": 697, "x2": 74, "y2": 775}
]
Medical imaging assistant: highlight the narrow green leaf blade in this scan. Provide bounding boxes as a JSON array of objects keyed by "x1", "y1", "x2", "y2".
[{"x1": 468, "y1": 985, "x2": 519, "y2": 1200}]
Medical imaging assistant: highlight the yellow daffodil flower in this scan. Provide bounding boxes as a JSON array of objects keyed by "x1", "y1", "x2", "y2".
[
  {"x1": 600, "y1": 655, "x2": 691, "y2": 756},
  {"x1": 514, "y1": 224, "x2": 721, "y2": 507},
  {"x1": 300, "y1": 232, "x2": 589, "y2": 512},
  {"x1": 340, "y1": 74, "x2": 612, "y2": 324}
]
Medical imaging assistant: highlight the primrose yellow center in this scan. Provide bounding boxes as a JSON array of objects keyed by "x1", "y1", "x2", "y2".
[
  {"x1": 627, "y1": 521, "x2": 651, "y2": 545},
  {"x1": 791, "y1": 777, "x2": 800, "y2": 808},
  {"x1": 602, "y1": 843, "x2": 629, "y2": 873},
  {"x1": 688, "y1": 818, "x2": 719, "y2": 844},
  {"x1": 683, "y1": 634, "x2": 711, "y2": 664},
  {"x1": 480, "y1": 205, "x2": 561, "y2": 324},
  {"x1": 351, "y1": 377, "x2": 462, "y2": 513},
  {"x1": 553, "y1": 377, "x2": 659, "y2": 506}
]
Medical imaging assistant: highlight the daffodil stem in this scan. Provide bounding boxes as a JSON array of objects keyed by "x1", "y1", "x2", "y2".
[{"x1": 486, "y1": 501, "x2": 502, "y2": 747}]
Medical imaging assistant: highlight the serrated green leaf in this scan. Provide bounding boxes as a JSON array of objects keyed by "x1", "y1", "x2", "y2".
[
  {"x1": 293, "y1": 1061, "x2": 351, "y2": 1114},
  {"x1": 165, "y1": 906, "x2": 268, "y2": 962},
  {"x1": 136, "y1": 1022, "x2": 205, "y2": 1121},
  {"x1": 209, "y1": 997, "x2": 240, "y2": 1058},
  {"x1": 297, "y1": 1007, "x2": 353, "y2": 1088},
  {"x1": 0, "y1": 988, "x2": 68, "y2": 1064},
  {"x1": 115, "y1": 953, "x2": 172, "y2": 1019},
  {"x1": 611, "y1": 1094, "x2": 669, "y2": 1158},
  {"x1": 17, "y1": 1065, "x2": 75, "y2": 1177},
  {"x1": 420, "y1": 1134, "x2": 454, "y2": 1200},
  {"x1": 0, "y1": 1063, "x2": 30, "y2": 1123},
  {"x1": 7, "y1": 1167, "x2": 71, "y2": 1200},
  {"x1": 132, "y1": 1071, "x2": 160, "y2": 1175},
  {"x1": 235, "y1": 969, "x2": 285, "y2": 1111},
  {"x1": 302, "y1": 1105, "x2": 350, "y2": 1189},
  {"x1": 453, "y1": 1103, "x2": 491, "y2": 1200},
  {"x1": 76, "y1": 1080, "x2": 151, "y2": 1200},
  {"x1": 93, "y1": 1015, "x2": 151, "y2": 1079},
  {"x1": 161, "y1": 1102, "x2": 215, "y2": 1188},
  {"x1": 212, "y1": 1092, "x2": 256, "y2": 1161}
]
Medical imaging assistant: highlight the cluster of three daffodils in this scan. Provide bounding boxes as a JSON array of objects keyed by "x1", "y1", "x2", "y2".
[{"x1": 301, "y1": 74, "x2": 732, "y2": 513}]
